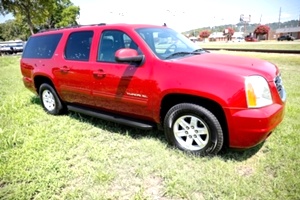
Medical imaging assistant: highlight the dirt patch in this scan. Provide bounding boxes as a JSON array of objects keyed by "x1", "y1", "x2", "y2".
[
  {"x1": 236, "y1": 166, "x2": 255, "y2": 177},
  {"x1": 144, "y1": 176, "x2": 166, "y2": 199}
]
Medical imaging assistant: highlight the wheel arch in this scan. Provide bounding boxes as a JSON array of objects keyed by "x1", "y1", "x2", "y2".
[
  {"x1": 160, "y1": 94, "x2": 229, "y2": 148},
  {"x1": 34, "y1": 75, "x2": 55, "y2": 95}
]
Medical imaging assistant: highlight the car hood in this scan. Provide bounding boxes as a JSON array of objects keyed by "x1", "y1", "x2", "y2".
[{"x1": 173, "y1": 52, "x2": 278, "y2": 81}]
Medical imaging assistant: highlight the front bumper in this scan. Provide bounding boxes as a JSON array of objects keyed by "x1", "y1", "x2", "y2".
[{"x1": 226, "y1": 103, "x2": 285, "y2": 148}]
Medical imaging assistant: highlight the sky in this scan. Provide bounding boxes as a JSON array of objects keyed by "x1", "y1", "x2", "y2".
[{"x1": 0, "y1": 0, "x2": 300, "y2": 32}]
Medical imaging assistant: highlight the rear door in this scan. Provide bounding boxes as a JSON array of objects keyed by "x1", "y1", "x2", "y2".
[{"x1": 53, "y1": 30, "x2": 95, "y2": 105}]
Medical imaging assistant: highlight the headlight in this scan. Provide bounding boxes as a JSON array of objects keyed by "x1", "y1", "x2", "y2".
[{"x1": 245, "y1": 76, "x2": 273, "y2": 108}]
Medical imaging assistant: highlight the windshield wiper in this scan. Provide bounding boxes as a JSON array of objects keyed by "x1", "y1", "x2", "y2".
[
  {"x1": 165, "y1": 51, "x2": 203, "y2": 59},
  {"x1": 193, "y1": 48, "x2": 210, "y2": 53},
  {"x1": 193, "y1": 48, "x2": 205, "y2": 53}
]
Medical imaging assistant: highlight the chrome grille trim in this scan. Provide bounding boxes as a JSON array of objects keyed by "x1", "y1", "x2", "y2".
[{"x1": 274, "y1": 74, "x2": 286, "y2": 101}]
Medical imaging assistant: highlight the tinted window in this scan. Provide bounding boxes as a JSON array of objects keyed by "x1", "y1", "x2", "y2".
[
  {"x1": 22, "y1": 33, "x2": 62, "y2": 58},
  {"x1": 65, "y1": 31, "x2": 93, "y2": 61},
  {"x1": 98, "y1": 30, "x2": 139, "y2": 62}
]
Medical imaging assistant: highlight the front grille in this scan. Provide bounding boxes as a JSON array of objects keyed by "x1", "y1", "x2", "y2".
[{"x1": 274, "y1": 74, "x2": 286, "y2": 101}]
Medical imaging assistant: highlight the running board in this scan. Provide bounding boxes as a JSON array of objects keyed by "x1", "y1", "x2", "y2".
[{"x1": 67, "y1": 105, "x2": 155, "y2": 130}]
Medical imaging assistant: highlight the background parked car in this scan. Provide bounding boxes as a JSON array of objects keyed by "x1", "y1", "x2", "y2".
[
  {"x1": 277, "y1": 35, "x2": 295, "y2": 41},
  {"x1": 245, "y1": 35, "x2": 258, "y2": 42},
  {"x1": 0, "y1": 40, "x2": 25, "y2": 55},
  {"x1": 233, "y1": 37, "x2": 245, "y2": 42},
  {"x1": 0, "y1": 44, "x2": 13, "y2": 54}
]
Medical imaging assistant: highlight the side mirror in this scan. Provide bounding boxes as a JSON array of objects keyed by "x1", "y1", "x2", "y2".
[{"x1": 115, "y1": 48, "x2": 144, "y2": 63}]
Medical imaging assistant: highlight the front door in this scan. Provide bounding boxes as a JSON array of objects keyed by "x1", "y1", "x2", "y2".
[{"x1": 92, "y1": 30, "x2": 154, "y2": 120}]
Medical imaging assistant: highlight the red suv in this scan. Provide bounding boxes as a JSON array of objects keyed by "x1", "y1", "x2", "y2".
[{"x1": 20, "y1": 23, "x2": 286, "y2": 156}]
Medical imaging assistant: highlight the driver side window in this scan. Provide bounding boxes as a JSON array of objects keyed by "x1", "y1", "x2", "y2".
[{"x1": 97, "y1": 30, "x2": 140, "y2": 62}]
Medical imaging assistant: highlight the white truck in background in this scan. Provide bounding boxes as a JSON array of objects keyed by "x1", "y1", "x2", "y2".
[{"x1": 0, "y1": 40, "x2": 25, "y2": 55}]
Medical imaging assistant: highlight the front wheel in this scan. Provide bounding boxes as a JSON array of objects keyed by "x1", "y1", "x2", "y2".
[
  {"x1": 39, "y1": 83, "x2": 66, "y2": 115},
  {"x1": 164, "y1": 103, "x2": 224, "y2": 156}
]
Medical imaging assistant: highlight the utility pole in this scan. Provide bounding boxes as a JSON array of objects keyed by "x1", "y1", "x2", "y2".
[
  {"x1": 259, "y1": 14, "x2": 262, "y2": 25},
  {"x1": 278, "y1": 7, "x2": 281, "y2": 28},
  {"x1": 244, "y1": 20, "x2": 246, "y2": 36}
]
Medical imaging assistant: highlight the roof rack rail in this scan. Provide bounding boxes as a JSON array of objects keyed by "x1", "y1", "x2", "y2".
[
  {"x1": 38, "y1": 28, "x2": 61, "y2": 33},
  {"x1": 37, "y1": 23, "x2": 106, "y2": 33},
  {"x1": 79, "y1": 23, "x2": 106, "y2": 27}
]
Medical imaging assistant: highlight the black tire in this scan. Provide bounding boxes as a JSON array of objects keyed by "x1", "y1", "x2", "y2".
[
  {"x1": 163, "y1": 103, "x2": 223, "y2": 156},
  {"x1": 39, "y1": 83, "x2": 66, "y2": 115}
]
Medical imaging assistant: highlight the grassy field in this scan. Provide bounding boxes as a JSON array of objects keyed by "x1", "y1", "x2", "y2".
[
  {"x1": 0, "y1": 53, "x2": 299, "y2": 200},
  {"x1": 199, "y1": 40, "x2": 300, "y2": 50}
]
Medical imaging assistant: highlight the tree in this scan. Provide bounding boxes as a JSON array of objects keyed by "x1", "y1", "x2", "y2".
[
  {"x1": 0, "y1": 0, "x2": 80, "y2": 35},
  {"x1": 0, "y1": 19, "x2": 29, "y2": 41},
  {"x1": 0, "y1": 19, "x2": 19, "y2": 41},
  {"x1": 254, "y1": 25, "x2": 270, "y2": 39},
  {"x1": 40, "y1": 0, "x2": 80, "y2": 29},
  {"x1": 223, "y1": 27, "x2": 234, "y2": 41},
  {"x1": 0, "y1": 24, "x2": 3, "y2": 41},
  {"x1": 199, "y1": 30, "x2": 211, "y2": 39}
]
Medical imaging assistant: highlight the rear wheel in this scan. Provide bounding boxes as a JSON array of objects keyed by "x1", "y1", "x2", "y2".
[
  {"x1": 164, "y1": 103, "x2": 223, "y2": 156},
  {"x1": 39, "y1": 83, "x2": 66, "y2": 115}
]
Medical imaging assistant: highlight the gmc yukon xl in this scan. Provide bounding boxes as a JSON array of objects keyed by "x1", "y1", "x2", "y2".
[{"x1": 20, "y1": 23, "x2": 286, "y2": 156}]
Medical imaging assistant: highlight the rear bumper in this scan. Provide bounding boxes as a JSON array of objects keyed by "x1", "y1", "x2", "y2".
[
  {"x1": 226, "y1": 103, "x2": 285, "y2": 148},
  {"x1": 22, "y1": 77, "x2": 37, "y2": 94}
]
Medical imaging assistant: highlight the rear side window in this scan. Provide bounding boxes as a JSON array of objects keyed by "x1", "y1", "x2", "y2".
[
  {"x1": 22, "y1": 33, "x2": 62, "y2": 58},
  {"x1": 65, "y1": 31, "x2": 93, "y2": 61}
]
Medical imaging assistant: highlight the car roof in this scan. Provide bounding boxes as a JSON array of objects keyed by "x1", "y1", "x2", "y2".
[{"x1": 33, "y1": 23, "x2": 167, "y2": 36}]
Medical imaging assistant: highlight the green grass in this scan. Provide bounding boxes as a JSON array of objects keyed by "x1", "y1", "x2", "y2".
[
  {"x1": 199, "y1": 40, "x2": 300, "y2": 50},
  {"x1": 0, "y1": 53, "x2": 299, "y2": 200}
]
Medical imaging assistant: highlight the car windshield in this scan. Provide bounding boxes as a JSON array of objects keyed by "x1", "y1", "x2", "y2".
[{"x1": 135, "y1": 27, "x2": 206, "y2": 60}]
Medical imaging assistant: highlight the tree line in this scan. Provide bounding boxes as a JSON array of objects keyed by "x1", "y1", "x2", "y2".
[
  {"x1": 184, "y1": 20, "x2": 300, "y2": 37},
  {"x1": 0, "y1": 0, "x2": 79, "y2": 41},
  {"x1": 198, "y1": 25, "x2": 270, "y2": 40}
]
